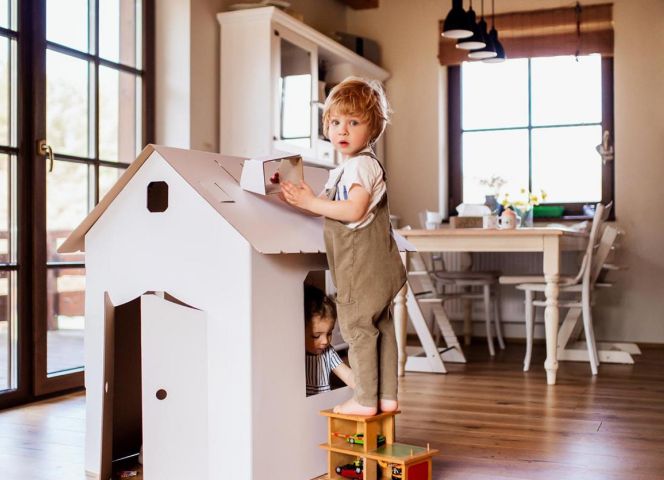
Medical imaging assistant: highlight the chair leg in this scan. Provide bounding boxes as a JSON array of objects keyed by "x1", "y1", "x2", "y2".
[
  {"x1": 524, "y1": 290, "x2": 534, "y2": 372},
  {"x1": 582, "y1": 286, "x2": 599, "y2": 374},
  {"x1": 492, "y1": 285, "x2": 505, "y2": 350},
  {"x1": 483, "y1": 285, "x2": 495, "y2": 356}
]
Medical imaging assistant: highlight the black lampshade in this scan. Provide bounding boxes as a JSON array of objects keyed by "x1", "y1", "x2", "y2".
[
  {"x1": 483, "y1": 27, "x2": 506, "y2": 62},
  {"x1": 442, "y1": 0, "x2": 473, "y2": 38},
  {"x1": 468, "y1": 19, "x2": 497, "y2": 59},
  {"x1": 456, "y1": 6, "x2": 486, "y2": 50}
]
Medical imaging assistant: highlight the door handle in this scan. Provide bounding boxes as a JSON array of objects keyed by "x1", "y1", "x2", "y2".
[{"x1": 37, "y1": 139, "x2": 55, "y2": 172}]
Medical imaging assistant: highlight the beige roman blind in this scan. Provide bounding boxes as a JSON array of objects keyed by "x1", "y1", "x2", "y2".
[{"x1": 438, "y1": 3, "x2": 613, "y2": 66}]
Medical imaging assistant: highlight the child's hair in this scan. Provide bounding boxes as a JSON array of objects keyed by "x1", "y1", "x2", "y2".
[
  {"x1": 304, "y1": 284, "x2": 337, "y2": 324},
  {"x1": 322, "y1": 77, "x2": 391, "y2": 146}
]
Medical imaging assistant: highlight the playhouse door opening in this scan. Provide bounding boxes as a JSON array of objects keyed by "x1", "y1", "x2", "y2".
[
  {"x1": 102, "y1": 292, "x2": 209, "y2": 480},
  {"x1": 304, "y1": 271, "x2": 349, "y2": 398},
  {"x1": 101, "y1": 295, "x2": 143, "y2": 478}
]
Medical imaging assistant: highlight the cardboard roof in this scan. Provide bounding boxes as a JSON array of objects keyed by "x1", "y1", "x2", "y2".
[
  {"x1": 59, "y1": 145, "x2": 414, "y2": 255},
  {"x1": 59, "y1": 145, "x2": 329, "y2": 254}
]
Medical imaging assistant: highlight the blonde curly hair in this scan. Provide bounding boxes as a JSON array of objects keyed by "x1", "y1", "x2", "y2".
[{"x1": 322, "y1": 77, "x2": 391, "y2": 146}]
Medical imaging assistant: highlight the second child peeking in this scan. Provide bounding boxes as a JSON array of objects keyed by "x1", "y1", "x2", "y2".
[
  {"x1": 280, "y1": 77, "x2": 406, "y2": 416},
  {"x1": 304, "y1": 284, "x2": 354, "y2": 396}
]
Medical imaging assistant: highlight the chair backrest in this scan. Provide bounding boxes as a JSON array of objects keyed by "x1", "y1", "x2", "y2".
[
  {"x1": 571, "y1": 202, "x2": 613, "y2": 284},
  {"x1": 587, "y1": 225, "x2": 619, "y2": 286}
]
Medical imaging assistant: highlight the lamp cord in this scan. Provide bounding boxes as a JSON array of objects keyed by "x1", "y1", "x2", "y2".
[{"x1": 575, "y1": 1, "x2": 582, "y2": 60}]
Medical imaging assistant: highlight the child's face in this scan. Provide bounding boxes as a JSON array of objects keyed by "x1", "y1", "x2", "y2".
[
  {"x1": 305, "y1": 314, "x2": 335, "y2": 355},
  {"x1": 327, "y1": 110, "x2": 372, "y2": 157}
]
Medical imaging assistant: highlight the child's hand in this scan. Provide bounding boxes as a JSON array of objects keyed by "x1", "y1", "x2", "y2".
[
  {"x1": 281, "y1": 180, "x2": 315, "y2": 210},
  {"x1": 269, "y1": 172, "x2": 280, "y2": 184}
]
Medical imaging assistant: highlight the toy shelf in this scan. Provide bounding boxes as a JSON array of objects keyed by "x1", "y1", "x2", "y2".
[
  {"x1": 366, "y1": 443, "x2": 436, "y2": 464},
  {"x1": 319, "y1": 409, "x2": 437, "y2": 480}
]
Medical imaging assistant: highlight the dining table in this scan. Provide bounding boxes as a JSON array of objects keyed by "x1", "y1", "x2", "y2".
[{"x1": 394, "y1": 226, "x2": 588, "y2": 385}]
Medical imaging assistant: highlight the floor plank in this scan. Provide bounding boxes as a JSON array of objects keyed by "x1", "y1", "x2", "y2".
[{"x1": 1, "y1": 342, "x2": 663, "y2": 479}]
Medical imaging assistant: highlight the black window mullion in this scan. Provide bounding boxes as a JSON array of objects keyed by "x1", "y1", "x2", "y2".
[
  {"x1": 45, "y1": 41, "x2": 143, "y2": 76},
  {"x1": 93, "y1": 0, "x2": 100, "y2": 205},
  {"x1": 448, "y1": 66, "x2": 462, "y2": 214},
  {"x1": 0, "y1": 26, "x2": 17, "y2": 40},
  {"x1": 527, "y1": 58, "x2": 533, "y2": 194}
]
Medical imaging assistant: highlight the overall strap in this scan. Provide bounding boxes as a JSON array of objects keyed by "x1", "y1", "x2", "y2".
[{"x1": 327, "y1": 150, "x2": 386, "y2": 197}]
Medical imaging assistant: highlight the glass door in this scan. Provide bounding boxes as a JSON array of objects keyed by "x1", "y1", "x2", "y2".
[{"x1": 33, "y1": 0, "x2": 147, "y2": 395}]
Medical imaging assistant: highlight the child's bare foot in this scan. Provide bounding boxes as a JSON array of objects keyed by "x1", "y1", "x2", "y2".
[
  {"x1": 379, "y1": 398, "x2": 399, "y2": 412},
  {"x1": 333, "y1": 398, "x2": 377, "y2": 416}
]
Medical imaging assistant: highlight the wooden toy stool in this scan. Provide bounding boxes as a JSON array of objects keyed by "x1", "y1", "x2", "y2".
[{"x1": 318, "y1": 409, "x2": 437, "y2": 480}]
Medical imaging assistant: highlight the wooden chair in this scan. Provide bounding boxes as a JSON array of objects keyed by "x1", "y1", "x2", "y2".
[
  {"x1": 425, "y1": 252, "x2": 505, "y2": 356},
  {"x1": 414, "y1": 211, "x2": 505, "y2": 356},
  {"x1": 499, "y1": 202, "x2": 612, "y2": 287},
  {"x1": 516, "y1": 222, "x2": 619, "y2": 374},
  {"x1": 498, "y1": 202, "x2": 609, "y2": 371}
]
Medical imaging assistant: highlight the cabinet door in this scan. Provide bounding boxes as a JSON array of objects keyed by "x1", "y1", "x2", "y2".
[
  {"x1": 272, "y1": 27, "x2": 318, "y2": 159},
  {"x1": 140, "y1": 294, "x2": 208, "y2": 480}
]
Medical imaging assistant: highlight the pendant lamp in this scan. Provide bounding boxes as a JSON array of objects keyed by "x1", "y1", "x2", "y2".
[
  {"x1": 482, "y1": 0, "x2": 506, "y2": 62},
  {"x1": 442, "y1": 0, "x2": 473, "y2": 39},
  {"x1": 468, "y1": 17, "x2": 496, "y2": 59},
  {"x1": 483, "y1": 27, "x2": 506, "y2": 62},
  {"x1": 456, "y1": 0, "x2": 486, "y2": 50}
]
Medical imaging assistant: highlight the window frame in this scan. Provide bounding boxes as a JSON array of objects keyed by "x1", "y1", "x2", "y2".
[{"x1": 447, "y1": 57, "x2": 615, "y2": 219}]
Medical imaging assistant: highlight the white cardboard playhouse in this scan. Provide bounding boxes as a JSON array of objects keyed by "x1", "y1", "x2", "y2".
[{"x1": 60, "y1": 144, "x2": 411, "y2": 480}]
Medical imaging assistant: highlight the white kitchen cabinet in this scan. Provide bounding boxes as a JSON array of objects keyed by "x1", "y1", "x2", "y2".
[{"x1": 217, "y1": 6, "x2": 389, "y2": 167}]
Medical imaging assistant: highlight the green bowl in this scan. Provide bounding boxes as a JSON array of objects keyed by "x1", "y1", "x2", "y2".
[{"x1": 533, "y1": 205, "x2": 564, "y2": 218}]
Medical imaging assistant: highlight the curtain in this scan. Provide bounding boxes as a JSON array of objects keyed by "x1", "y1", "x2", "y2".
[{"x1": 438, "y1": 3, "x2": 613, "y2": 66}]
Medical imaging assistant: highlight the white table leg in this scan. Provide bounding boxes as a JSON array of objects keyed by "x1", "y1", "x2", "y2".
[
  {"x1": 394, "y1": 253, "x2": 408, "y2": 376},
  {"x1": 543, "y1": 237, "x2": 561, "y2": 385}
]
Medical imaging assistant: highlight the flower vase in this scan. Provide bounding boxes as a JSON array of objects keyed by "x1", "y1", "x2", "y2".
[
  {"x1": 484, "y1": 195, "x2": 502, "y2": 215},
  {"x1": 515, "y1": 207, "x2": 534, "y2": 227}
]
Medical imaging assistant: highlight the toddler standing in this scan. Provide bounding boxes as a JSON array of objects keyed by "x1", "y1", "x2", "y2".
[{"x1": 281, "y1": 77, "x2": 406, "y2": 416}]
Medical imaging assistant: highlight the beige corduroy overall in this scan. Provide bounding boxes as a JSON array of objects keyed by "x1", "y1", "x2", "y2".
[{"x1": 324, "y1": 152, "x2": 407, "y2": 407}]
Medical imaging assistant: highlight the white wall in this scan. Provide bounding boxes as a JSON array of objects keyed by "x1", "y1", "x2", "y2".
[
  {"x1": 155, "y1": 0, "x2": 193, "y2": 148},
  {"x1": 345, "y1": 0, "x2": 664, "y2": 343}
]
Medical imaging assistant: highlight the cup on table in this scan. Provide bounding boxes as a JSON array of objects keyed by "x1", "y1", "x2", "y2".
[
  {"x1": 425, "y1": 211, "x2": 443, "y2": 230},
  {"x1": 498, "y1": 209, "x2": 521, "y2": 229},
  {"x1": 482, "y1": 215, "x2": 499, "y2": 229}
]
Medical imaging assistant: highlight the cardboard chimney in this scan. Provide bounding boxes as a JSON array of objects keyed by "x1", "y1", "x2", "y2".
[{"x1": 239, "y1": 153, "x2": 303, "y2": 195}]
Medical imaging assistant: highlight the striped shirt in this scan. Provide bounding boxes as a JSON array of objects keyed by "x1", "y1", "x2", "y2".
[{"x1": 306, "y1": 346, "x2": 343, "y2": 396}]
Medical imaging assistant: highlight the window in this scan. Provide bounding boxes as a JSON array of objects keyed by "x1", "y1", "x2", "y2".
[{"x1": 448, "y1": 54, "x2": 614, "y2": 217}]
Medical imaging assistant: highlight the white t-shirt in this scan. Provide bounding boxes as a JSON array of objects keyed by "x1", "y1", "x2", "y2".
[{"x1": 324, "y1": 150, "x2": 386, "y2": 230}]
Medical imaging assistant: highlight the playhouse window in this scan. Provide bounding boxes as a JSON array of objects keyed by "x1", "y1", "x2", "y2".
[{"x1": 147, "y1": 181, "x2": 168, "y2": 212}]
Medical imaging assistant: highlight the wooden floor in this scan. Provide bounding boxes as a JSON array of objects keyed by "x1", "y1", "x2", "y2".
[{"x1": 1, "y1": 342, "x2": 663, "y2": 480}]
